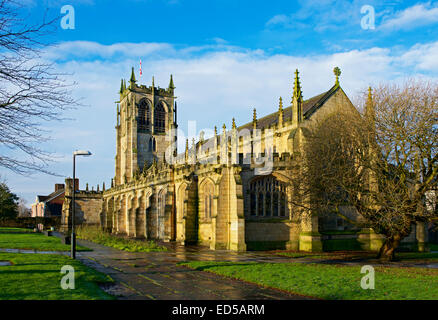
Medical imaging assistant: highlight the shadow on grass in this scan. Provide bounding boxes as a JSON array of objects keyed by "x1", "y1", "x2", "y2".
[{"x1": 178, "y1": 261, "x2": 257, "y2": 271}]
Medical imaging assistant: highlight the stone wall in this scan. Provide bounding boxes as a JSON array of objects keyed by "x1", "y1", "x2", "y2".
[
  {"x1": 245, "y1": 220, "x2": 300, "y2": 250},
  {"x1": 61, "y1": 178, "x2": 103, "y2": 232}
]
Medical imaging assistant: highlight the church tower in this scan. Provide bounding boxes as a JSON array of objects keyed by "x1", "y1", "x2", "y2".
[{"x1": 114, "y1": 68, "x2": 177, "y2": 185}]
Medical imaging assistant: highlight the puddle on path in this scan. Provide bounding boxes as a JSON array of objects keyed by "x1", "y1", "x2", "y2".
[{"x1": 0, "y1": 261, "x2": 13, "y2": 266}]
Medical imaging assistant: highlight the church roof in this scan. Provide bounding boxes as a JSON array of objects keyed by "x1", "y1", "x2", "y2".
[
  {"x1": 36, "y1": 188, "x2": 65, "y2": 204},
  {"x1": 186, "y1": 84, "x2": 342, "y2": 158},
  {"x1": 238, "y1": 84, "x2": 340, "y2": 131},
  {"x1": 36, "y1": 195, "x2": 49, "y2": 202}
]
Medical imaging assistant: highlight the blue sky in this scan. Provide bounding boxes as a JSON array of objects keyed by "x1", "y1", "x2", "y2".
[
  {"x1": 2, "y1": 0, "x2": 438, "y2": 205},
  {"x1": 25, "y1": 0, "x2": 438, "y2": 54}
]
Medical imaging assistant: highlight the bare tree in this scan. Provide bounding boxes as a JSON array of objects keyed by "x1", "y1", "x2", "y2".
[
  {"x1": 0, "y1": 0, "x2": 76, "y2": 174},
  {"x1": 17, "y1": 197, "x2": 30, "y2": 217},
  {"x1": 290, "y1": 80, "x2": 438, "y2": 261}
]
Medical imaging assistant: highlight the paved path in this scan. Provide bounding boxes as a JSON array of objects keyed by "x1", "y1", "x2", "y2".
[{"x1": 76, "y1": 240, "x2": 311, "y2": 300}]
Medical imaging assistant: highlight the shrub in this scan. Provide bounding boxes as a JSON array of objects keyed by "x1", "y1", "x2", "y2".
[{"x1": 76, "y1": 225, "x2": 167, "y2": 252}]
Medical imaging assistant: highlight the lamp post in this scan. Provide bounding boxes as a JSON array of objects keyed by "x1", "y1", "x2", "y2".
[{"x1": 71, "y1": 150, "x2": 92, "y2": 259}]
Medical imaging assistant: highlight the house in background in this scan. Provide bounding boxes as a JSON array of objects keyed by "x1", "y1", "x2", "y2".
[{"x1": 31, "y1": 183, "x2": 67, "y2": 218}]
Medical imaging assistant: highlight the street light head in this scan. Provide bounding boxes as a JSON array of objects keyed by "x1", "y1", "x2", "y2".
[{"x1": 73, "y1": 150, "x2": 92, "y2": 156}]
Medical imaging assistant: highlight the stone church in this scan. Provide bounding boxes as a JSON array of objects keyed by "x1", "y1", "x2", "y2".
[{"x1": 62, "y1": 66, "x2": 427, "y2": 252}]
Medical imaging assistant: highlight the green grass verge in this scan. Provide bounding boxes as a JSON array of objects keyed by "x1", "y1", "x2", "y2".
[
  {"x1": 181, "y1": 261, "x2": 438, "y2": 300},
  {"x1": 0, "y1": 228, "x2": 89, "y2": 252},
  {"x1": 76, "y1": 226, "x2": 167, "y2": 252},
  {"x1": 0, "y1": 252, "x2": 114, "y2": 300},
  {"x1": 274, "y1": 251, "x2": 333, "y2": 259},
  {"x1": 275, "y1": 250, "x2": 438, "y2": 261},
  {"x1": 397, "y1": 251, "x2": 438, "y2": 260}
]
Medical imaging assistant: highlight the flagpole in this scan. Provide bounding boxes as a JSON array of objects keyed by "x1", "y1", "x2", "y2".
[{"x1": 139, "y1": 59, "x2": 142, "y2": 83}]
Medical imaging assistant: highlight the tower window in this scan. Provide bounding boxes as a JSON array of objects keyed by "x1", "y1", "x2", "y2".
[
  {"x1": 154, "y1": 103, "x2": 166, "y2": 134},
  {"x1": 138, "y1": 99, "x2": 151, "y2": 132}
]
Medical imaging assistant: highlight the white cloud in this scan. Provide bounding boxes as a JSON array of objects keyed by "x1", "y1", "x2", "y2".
[
  {"x1": 44, "y1": 41, "x2": 175, "y2": 61},
  {"x1": 397, "y1": 41, "x2": 438, "y2": 70},
  {"x1": 380, "y1": 2, "x2": 438, "y2": 31},
  {"x1": 266, "y1": 14, "x2": 291, "y2": 27},
  {"x1": 264, "y1": 1, "x2": 359, "y2": 32},
  {"x1": 210, "y1": 37, "x2": 228, "y2": 45}
]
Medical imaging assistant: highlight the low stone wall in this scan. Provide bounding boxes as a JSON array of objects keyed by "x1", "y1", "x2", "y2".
[
  {"x1": 321, "y1": 231, "x2": 362, "y2": 251},
  {"x1": 322, "y1": 224, "x2": 428, "y2": 252},
  {"x1": 61, "y1": 192, "x2": 103, "y2": 232},
  {"x1": 245, "y1": 220, "x2": 300, "y2": 250}
]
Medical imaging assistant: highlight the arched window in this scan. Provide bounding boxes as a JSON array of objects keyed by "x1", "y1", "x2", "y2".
[
  {"x1": 154, "y1": 102, "x2": 166, "y2": 133},
  {"x1": 202, "y1": 180, "x2": 214, "y2": 219},
  {"x1": 178, "y1": 184, "x2": 187, "y2": 221},
  {"x1": 138, "y1": 99, "x2": 151, "y2": 131},
  {"x1": 249, "y1": 175, "x2": 288, "y2": 217},
  {"x1": 157, "y1": 189, "x2": 166, "y2": 238}
]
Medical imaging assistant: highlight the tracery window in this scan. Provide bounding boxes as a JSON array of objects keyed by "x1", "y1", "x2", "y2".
[
  {"x1": 157, "y1": 189, "x2": 166, "y2": 238},
  {"x1": 203, "y1": 180, "x2": 214, "y2": 219},
  {"x1": 178, "y1": 184, "x2": 186, "y2": 221},
  {"x1": 249, "y1": 176, "x2": 288, "y2": 217},
  {"x1": 138, "y1": 99, "x2": 151, "y2": 131},
  {"x1": 154, "y1": 102, "x2": 166, "y2": 133}
]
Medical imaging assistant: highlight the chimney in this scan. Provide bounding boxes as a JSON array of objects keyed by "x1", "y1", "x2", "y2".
[
  {"x1": 55, "y1": 184, "x2": 65, "y2": 192},
  {"x1": 64, "y1": 178, "x2": 79, "y2": 196}
]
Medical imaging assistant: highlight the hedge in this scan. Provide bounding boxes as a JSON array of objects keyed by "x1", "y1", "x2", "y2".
[{"x1": 0, "y1": 217, "x2": 61, "y2": 229}]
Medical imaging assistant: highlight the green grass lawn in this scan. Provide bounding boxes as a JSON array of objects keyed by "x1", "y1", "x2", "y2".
[
  {"x1": 0, "y1": 252, "x2": 114, "y2": 300},
  {"x1": 181, "y1": 261, "x2": 438, "y2": 300},
  {"x1": 0, "y1": 228, "x2": 89, "y2": 251},
  {"x1": 275, "y1": 250, "x2": 438, "y2": 262},
  {"x1": 76, "y1": 225, "x2": 167, "y2": 252},
  {"x1": 398, "y1": 251, "x2": 438, "y2": 260}
]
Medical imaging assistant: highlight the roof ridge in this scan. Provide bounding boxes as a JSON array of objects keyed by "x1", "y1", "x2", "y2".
[
  {"x1": 303, "y1": 85, "x2": 340, "y2": 119},
  {"x1": 236, "y1": 89, "x2": 333, "y2": 131},
  {"x1": 43, "y1": 188, "x2": 65, "y2": 203}
]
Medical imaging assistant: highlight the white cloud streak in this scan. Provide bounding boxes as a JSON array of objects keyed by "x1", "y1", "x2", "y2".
[{"x1": 380, "y1": 2, "x2": 438, "y2": 31}]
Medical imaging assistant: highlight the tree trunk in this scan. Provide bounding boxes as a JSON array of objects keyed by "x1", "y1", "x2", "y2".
[{"x1": 377, "y1": 235, "x2": 401, "y2": 261}]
